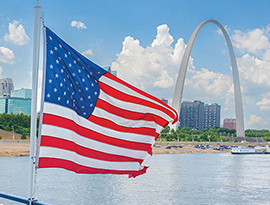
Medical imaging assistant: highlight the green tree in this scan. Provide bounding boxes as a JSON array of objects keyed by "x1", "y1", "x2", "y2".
[{"x1": 21, "y1": 132, "x2": 27, "y2": 140}]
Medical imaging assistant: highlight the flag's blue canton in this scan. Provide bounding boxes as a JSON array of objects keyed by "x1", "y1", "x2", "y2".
[{"x1": 45, "y1": 27, "x2": 107, "y2": 118}]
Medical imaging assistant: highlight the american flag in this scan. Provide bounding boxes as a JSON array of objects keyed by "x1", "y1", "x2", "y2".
[{"x1": 37, "y1": 27, "x2": 178, "y2": 177}]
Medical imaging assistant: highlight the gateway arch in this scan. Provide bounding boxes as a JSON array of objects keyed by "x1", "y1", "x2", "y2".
[{"x1": 172, "y1": 19, "x2": 245, "y2": 138}]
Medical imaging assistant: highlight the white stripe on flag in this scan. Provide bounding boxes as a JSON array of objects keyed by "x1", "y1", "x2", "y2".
[
  {"x1": 41, "y1": 124, "x2": 148, "y2": 159},
  {"x1": 39, "y1": 147, "x2": 143, "y2": 171},
  {"x1": 99, "y1": 90, "x2": 172, "y2": 122},
  {"x1": 43, "y1": 102, "x2": 155, "y2": 144},
  {"x1": 100, "y1": 75, "x2": 176, "y2": 116},
  {"x1": 92, "y1": 106, "x2": 164, "y2": 133}
]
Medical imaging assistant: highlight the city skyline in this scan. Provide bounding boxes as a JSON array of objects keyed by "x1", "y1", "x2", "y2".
[{"x1": 0, "y1": 1, "x2": 270, "y2": 129}]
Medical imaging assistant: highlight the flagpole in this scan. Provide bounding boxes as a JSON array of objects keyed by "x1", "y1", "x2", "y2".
[{"x1": 29, "y1": 1, "x2": 42, "y2": 202}]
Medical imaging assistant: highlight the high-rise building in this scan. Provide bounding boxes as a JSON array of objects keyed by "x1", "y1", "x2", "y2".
[
  {"x1": 223, "y1": 118, "x2": 236, "y2": 129},
  {"x1": 204, "y1": 103, "x2": 221, "y2": 129},
  {"x1": 179, "y1": 100, "x2": 221, "y2": 130},
  {"x1": 179, "y1": 100, "x2": 205, "y2": 130},
  {"x1": 161, "y1": 98, "x2": 168, "y2": 105},
  {"x1": 0, "y1": 88, "x2": 32, "y2": 115},
  {"x1": 0, "y1": 78, "x2": 14, "y2": 96}
]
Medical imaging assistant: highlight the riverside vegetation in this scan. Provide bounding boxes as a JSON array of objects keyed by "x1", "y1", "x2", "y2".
[
  {"x1": 0, "y1": 113, "x2": 269, "y2": 142},
  {"x1": 0, "y1": 113, "x2": 39, "y2": 140},
  {"x1": 160, "y1": 126, "x2": 270, "y2": 142}
]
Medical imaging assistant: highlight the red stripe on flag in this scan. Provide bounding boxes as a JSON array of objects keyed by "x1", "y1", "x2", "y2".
[
  {"x1": 40, "y1": 136, "x2": 144, "y2": 163},
  {"x1": 88, "y1": 115, "x2": 158, "y2": 138},
  {"x1": 42, "y1": 113, "x2": 152, "y2": 152},
  {"x1": 103, "y1": 72, "x2": 178, "y2": 123},
  {"x1": 99, "y1": 81, "x2": 176, "y2": 120},
  {"x1": 96, "y1": 99, "x2": 169, "y2": 128},
  {"x1": 38, "y1": 158, "x2": 148, "y2": 178}
]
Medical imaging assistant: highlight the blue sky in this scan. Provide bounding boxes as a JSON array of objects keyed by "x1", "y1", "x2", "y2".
[{"x1": 0, "y1": 0, "x2": 270, "y2": 129}]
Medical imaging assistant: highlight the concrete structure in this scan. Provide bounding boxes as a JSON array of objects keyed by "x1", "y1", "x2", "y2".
[
  {"x1": 0, "y1": 78, "x2": 14, "y2": 96},
  {"x1": 171, "y1": 19, "x2": 245, "y2": 138},
  {"x1": 223, "y1": 118, "x2": 236, "y2": 130},
  {"x1": 180, "y1": 100, "x2": 205, "y2": 130},
  {"x1": 204, "y1": 103, "x2": 221, "y2": 129},
  {"x1": 0, "y1": 88, "x2": 32, "y2": 115}
]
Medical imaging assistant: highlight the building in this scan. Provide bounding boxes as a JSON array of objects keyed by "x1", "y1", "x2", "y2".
[
  {"x1": 103, "y1": 66, "x2": 117, "y2": 76},
  {"x1": 204, "y1": 103, "x2": 221, "y2": 129},
  {"x1": 223, "y1": 118, "x2": 236, "y2": 130},
  {"x1": 161, "y1": 98, "x2": 168, "y2": 104},
  {"x1": 179, "y1": 100, "x2": 221, "y2": 130},
  {"x1": 0, "y1": 78, "x2": 14, "y2": 96},
  {"x1": 11, "y1": 88, "x2": 32, "y2": 99},
  {"x1": 0, "y1": 88, "x2": 31, "y2": 115},
  {"x1": 179, "y1": 100, "x2": 205, "y2": 130}
]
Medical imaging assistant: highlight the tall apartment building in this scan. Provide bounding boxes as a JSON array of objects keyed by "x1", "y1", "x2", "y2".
[
  {"x1": 179, "y1": 100, "x2": 205, "y2": 130},
  {"x1": 0, "y1": 88, "x2": 31, "y2": 115},
  {"x1": 223, "y1": 118, "x2": 236, "y2": 129},
  {"x1": 179, "y1": 100, "x2": 221, "y2": 130},
  {"x1": 0, "y1": 78, "x2": 14, "y2": 96},
  {"x1": 204, "y1": 103, "x2": 221, "y2": 129}
]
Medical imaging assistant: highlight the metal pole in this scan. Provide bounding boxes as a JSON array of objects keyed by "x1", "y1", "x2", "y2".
[
  {"x1": 0, "y1": 191, "x2": 50, "y2": 205},
  {"x1": 29, "y1": 3, "x2": 41, "y2": 201},
  {"x1": 192, "y1": 129, "x2": 194, "y2": 143},
  {"x1": 12, "y1": 125, "x2": 15, "y2": 141}
]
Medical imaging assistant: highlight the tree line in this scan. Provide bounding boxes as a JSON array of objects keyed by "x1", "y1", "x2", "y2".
[
  {"x1": 0, "y1": 113, "x2": 269, "y2": 142},
  {"x1": 160, "y1": 126, "x2": 270, "y2": 142},
  {"x1": 0, "y1": 113, "x2": 39, "y2": 139}
]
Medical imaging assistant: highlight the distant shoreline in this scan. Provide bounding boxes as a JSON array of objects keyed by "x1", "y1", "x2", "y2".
[
  {"x1": 1, "y1": 141, "x2": 268, "y2": 157},
  {"x1": 0, "y1": 142, "x2": 30, "y2": 157}
]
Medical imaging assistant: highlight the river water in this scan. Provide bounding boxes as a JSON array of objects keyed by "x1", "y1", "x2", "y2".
[{"x1": 0, "y1": 153, "x2": 270, "y2": 205}]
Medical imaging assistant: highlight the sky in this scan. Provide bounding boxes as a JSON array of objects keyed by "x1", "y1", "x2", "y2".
[{"x1": 0, "y1": 0, "x2": 270, "y2": 130}]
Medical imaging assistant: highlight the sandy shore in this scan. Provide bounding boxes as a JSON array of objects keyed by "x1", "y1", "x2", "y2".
[
  {"x1": 152, "y1": 144, "x2": 231, "y2": 154},
  {"x1": 0, "y1": 141, "x2": 240, "y2": 157},
  {"x1": 0, "y1": 142, "x2": 30, "y2": 157},
  {"x1": 1, "y1": 141, "x2": 267, "y2": 157}
]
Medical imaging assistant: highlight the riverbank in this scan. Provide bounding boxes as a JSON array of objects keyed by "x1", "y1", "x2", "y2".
[
  {"x1": 2, "y1": 141, "x2": 267, "y2": 157},
  {"x1": 0, "y1": 142, "x2": 30, "y2": 157},
  {"x1": 153, "y1": 145, "x2": 230, "y2": 154}
]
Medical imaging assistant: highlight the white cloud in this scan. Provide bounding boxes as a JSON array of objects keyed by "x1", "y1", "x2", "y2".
[
  {"x1": 111, "y1": 24, "x2": 188, "y2": 91},
  {"x1": 0, "y1": 65, "x2": 2, "y2": 78},
  {"x1": 184, "y1": 68, "x2": 233, "y2": 105},
  {"x1": 71, "y1": 21, "x2": 87, "y2": 29},
  {"x1": 151, "y1": 24, "x2": 174, "y2": 47},
  {"x1": 248, "y1": 114, "x2": 265, "y2": 125},
  {"x1": 4, "y1": 20, "x2": 29, "y2": 45},
  {"x1": 223, "y1": 107, "x2": 230, "y2": 111},
  {"x1": 0, "y1": 46, "x2": 15, "y2": 64},
  {"x1": 237, "y1": 54, "x2": 270, "y2": 95},
  {"x1": 256, "y1": 92, "x2": 270, "y2": 111},
  {"x1": 231, "y1": 26, "x2": 270, "y2": 55},
  {"x1": 154, "y1": 70, "x2": 174, "y2": 88},
  {"x1": 112, "y1": 24, "x2": 232, "y2": 107},
  {"x1": 82, "y1": 49, "x2": 93, "y2": 57}
]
